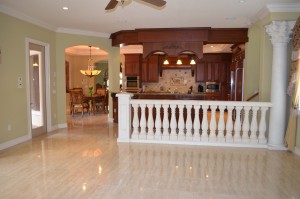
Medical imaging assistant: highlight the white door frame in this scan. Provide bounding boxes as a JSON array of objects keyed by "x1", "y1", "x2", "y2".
[{"x1": 25, "y1": 38, "x2": 52, "y2": 138}]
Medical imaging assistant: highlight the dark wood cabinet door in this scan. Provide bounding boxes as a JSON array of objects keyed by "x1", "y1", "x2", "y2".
[
  {"x1": 125, "y1": 54, "x2": 140, "y2": 76},
  {"x1": 196, "y1": 62, "x2": 206, "y2": 82},
  {"x1": 140, "y1": 55, "x2": 159, "y2": 83},
  {"x1": 147, "y1": 55, "x2": 159, "y2": 82},
  {"x1": 206, "y1": 63, "x2": 213, "y2": 81},
  {"x1": 141, "y1": 60, "x2": 148, "y2": 82}
]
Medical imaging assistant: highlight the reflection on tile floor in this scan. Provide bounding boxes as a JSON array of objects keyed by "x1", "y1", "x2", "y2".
[{"x1": 0, "y1": 114, "x2": 300, "y2": 199}]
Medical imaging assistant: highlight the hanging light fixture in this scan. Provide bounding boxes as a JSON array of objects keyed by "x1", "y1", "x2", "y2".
[
  {"x1": 190, "y1": 57, "x2": 196, "y2": 65},
  {"x1": 80, "y1": 46, "x2": 101, "y2": 78},
  {"x1": 163, "y1": 59, "x2": 169, "y2": 65},
  {"x1": 176, "y1": 57, "x2": 182, "y2": 65}
]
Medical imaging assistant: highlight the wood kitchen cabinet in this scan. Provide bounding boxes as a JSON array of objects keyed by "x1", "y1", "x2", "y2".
[
  {"x1": 196, "y1": 62, "x2": 206, "y2": 82},
  {"x1": 196, "y1": 53, "x2": 231, "y2": 83},
  {"x1": 124, "y1": 54, "x2": 141, "y2": 76},
  {"x1": 141, "y1": 55, "x2": 159, "y2": 83}
]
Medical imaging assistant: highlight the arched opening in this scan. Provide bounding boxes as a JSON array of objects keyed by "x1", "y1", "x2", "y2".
[{"x1": 65, "y1": 45, "x2": 109, "y2": 116}]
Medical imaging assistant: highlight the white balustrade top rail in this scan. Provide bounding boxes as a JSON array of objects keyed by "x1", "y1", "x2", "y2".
[
  {"x1": 130, "y1": 99, "x2": 271, "y2": 108},
  {"x1": 117, "y1": 93, "x2": 273, "y2": 149}
]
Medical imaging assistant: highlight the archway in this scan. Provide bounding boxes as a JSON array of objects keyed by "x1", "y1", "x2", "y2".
[{"x1": 65, "y1": 45, "x2": 109, "y2": 116}]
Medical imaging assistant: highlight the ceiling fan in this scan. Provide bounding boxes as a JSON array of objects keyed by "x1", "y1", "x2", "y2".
[{"x1": 105, "y1": 0, "x2": 166, "y2": 10}]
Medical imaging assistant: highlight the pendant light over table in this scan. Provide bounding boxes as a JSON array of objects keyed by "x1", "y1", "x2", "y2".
[{"x1": 80, "y1": 46, "x2": 101, "y2": 78}]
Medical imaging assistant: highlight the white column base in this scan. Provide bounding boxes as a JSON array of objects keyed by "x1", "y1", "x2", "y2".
[
  {"x1": 294, "y1": 147, "x2": 300, "y2": 156},
  {"x1": 267, "y1": 144, "x2": 288, "y2": 150}
]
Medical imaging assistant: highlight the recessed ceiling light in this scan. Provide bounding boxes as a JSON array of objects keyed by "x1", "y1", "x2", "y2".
[
  {"x1": 239, "y1": 0, "x2": 246, "y2": 3},
  {"x1": 62, "y1": 6, "x2": 69, "y2": 10},
  {"x1": 225, "y1": 17, "x2": 236, "y2": 20}
]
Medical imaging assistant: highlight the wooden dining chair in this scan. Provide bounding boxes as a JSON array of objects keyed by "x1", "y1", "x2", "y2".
[
  {"x1": 69, "y1": 90, "x2": 90, "y2": 117},
  {"x1": 95, "y1": 90, "x2": 109, "y2": 113}
]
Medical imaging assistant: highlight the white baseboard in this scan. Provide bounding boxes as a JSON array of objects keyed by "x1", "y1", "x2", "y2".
[
  {"x1": 0, "y1": 134, "x2": 31, "y2": 150},
  {"x1": 294, "y1": 147, "x2": 300, "y2": 156},
  {"x1": 58, "y1": 123, "x2": 67, "y2": 128},
  {"x1": 48, "y1": 123, "x2": 67, "y2": 132}
]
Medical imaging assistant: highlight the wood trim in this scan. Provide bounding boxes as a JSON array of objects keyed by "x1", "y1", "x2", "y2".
[
  {"x1": 110, "y1": 28, "x2": 248, "y2": 46},
  {"x1": 246, "y1": 92, "x2": 259, "y2": 101},
  {"x1": 143, "y1": 41, "x2": 203, "y2": 59}
]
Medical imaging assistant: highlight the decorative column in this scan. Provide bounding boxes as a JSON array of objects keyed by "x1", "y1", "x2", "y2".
[
  {"x1": 117, "y1": 93, "x2": 133, "y2": 142},
  {"x1": 266, "y1": 21, "x2": 295, "y2": 149}
]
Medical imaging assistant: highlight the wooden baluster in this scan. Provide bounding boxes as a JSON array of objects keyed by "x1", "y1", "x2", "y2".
[
  {"x1": 147, "y1": 104, "x2": 154, "y2": 140},
  {"x1": 162, "y1": 104, "x2": 170, "y2": 140},
  {"x1": 225, "y1": 106, "x2": 234, "y2": 143},
  {"x1": 209, "y1": 105, "x2": 217, "y2": 143},
  {"x1": 170, "y1": 104, "x2": 178, "y2": 141},
  {"x1": 185, "y1": 104, "x2": 193, "y2": 141},
  {"x1": 154, "y1": 104, "x2": 162, "y2": 140},
  {"x1": 193, "y1": 105, "x2": 201, "y2": 142},
  {"x1": 242, "y1": 106, "x2": 251, "y2": 144},
  {"x1": 139, "y1": 104, "x2": 146, "y2": 140},
  {"x1": 131, "y1": 104, "x2": 139, "y2": 140},
  {"x1": 250, "y1": 107, "x2": 259, "y2": 144},
  {"x1": 201, "y1": 105, "x2": 209, "y2": 142},
  {"x1": 178, "y1": 104, "x2": 185, "y2": 141},
  {"x1": 258, "y1": 107, "x2": 268, "y2": 144},
  {"x1": 218, "y1": 105, "x2": 226, "y2": 143},
  {"x1": 234, "y1": 106, "x2": 242, "y2": 143}
]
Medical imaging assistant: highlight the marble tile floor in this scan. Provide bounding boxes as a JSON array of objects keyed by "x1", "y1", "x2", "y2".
[{"x1": 0, "y1": 113, "x2": 300, "y2": 199}]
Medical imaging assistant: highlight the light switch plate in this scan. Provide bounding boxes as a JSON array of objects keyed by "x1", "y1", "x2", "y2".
[{"x1": 18, "y1": 76, "x2": 22, "y2": 88}]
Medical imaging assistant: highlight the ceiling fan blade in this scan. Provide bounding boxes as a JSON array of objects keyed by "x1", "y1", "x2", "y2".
[
  {"x1": 105, "y1": 0, "x2": 119, "y2": 10},
  {"x1": 140, "y1": 0, "x2": 166, "y2": 7}
]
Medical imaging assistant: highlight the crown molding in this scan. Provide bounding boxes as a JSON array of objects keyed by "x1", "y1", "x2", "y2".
[
  {"x1": 56, "y1": 28, "x2": 110, "y2": 38},
  {"x1": 251, "y1": 3, "x2": 300, "y2": 27},
  {"x1": 0, "y1": 4, "x2": 56, "y2": 31},
  {"x1": 266, "y1": 3, "x2": 300, "y2": 13}
]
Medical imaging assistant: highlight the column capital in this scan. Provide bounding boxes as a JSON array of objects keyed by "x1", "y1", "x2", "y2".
[{"x1": 266, "y1": 21, "x2": 295, "y2": 45}]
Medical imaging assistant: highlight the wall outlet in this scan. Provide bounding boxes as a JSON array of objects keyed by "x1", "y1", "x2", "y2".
[
  {"x1": 7, "y1": 125, "x2": 11, "y2": 131},
  {"x1": 54, "y1": 113, "x2": 57, "y2": 119}
]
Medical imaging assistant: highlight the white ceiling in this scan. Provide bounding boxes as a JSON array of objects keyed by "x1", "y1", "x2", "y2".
[
  {"x1": 0, "y1": 0, "x2": 299, "y2": 36},
  {"x1": 1, "y1": 0, "x2": 299, "y2": 55}
]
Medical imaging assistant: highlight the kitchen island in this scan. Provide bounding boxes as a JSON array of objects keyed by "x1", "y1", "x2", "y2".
[
  {"x1": 112, "y1": 91, "x2": 222, "y2": 123},
  {"x1": 132, "y1": 92, "x2": 221, "y2": 100}
]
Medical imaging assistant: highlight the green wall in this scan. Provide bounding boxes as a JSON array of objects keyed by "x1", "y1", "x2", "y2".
[
  {"x1": 0, "y1": 12, "x2": 56, "y2": 144},
  {"x1": 0, "y1": 12, "x2": 120, "y2": 146},
  {"x1": 95, "y1": 62, "x2": 108, "y2": 87}
]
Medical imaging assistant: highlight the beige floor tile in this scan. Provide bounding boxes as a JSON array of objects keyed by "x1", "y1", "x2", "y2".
[{"x1": 0, "y1": 113, "x2": 300, "y2": 199}]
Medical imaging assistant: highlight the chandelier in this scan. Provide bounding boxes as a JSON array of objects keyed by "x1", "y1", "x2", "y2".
[{"x1": 80, "y1": 46, "x2": 101, "y2": 78}]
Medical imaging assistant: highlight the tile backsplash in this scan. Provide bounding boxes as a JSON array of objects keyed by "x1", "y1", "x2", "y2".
[{"x1": 142, "y1": 69, "x2": 204, "y2": 93}]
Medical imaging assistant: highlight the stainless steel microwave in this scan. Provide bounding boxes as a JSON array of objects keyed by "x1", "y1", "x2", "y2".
[
  {"x1": 125, "y1": 76, "x2": 139, "y2": 91},
  {"x1": 206, "y1": 82, "x2": 220, "y2": 92}
]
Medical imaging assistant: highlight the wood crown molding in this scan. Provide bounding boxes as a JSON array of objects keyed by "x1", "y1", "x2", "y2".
[{"x1": 110, "y1": 28, "x2": 248, "y2": 59}]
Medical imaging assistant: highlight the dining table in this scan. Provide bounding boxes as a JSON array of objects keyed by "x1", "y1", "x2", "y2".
[{"x1": 84, "y1": 94, "x2": 104, "y2": 115}]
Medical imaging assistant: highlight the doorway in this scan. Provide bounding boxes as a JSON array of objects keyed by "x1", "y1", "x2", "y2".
[{"x1": 26, "y1": 40, "x2": 50, "y2": 137}]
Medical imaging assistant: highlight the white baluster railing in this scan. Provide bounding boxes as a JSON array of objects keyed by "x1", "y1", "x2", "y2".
[
  {"x1": 117, "y1": 94, "x2": 273, "y2": 149},
  {"x1": 154, "y1": 104, "x2": 162, "y2": 140}
]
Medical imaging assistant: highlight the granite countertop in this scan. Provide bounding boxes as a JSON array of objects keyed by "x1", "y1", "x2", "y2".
[{"x1": 136, "y1": 92, "x2": 220, "y2": 95}]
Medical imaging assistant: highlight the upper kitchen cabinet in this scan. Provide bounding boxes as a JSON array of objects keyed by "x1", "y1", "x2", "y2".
[
  {"x1": 196, "y1": 53, "x2": 231, "y2": 83},
  {"x1": 124, "y1": 54, "x2": 141, "y2": 76},
  {"x1": 141, "y1": 55, "x2": 159, "y2": 83}
]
